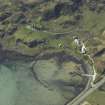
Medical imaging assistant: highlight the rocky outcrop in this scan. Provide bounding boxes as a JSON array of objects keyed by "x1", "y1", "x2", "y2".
[
  {"x1": 93, "y1": 48, "x2": 105, "y2": 57},
  {"x1": 87, "y1": 0, "x2": 105, "y2": 12},
  {"x1": 24, "y1": 39, "x2": 47, "y2": 48},
  {"x1": 16, "y1": 39, "x2": 48, "y2": 48},
  {"x1": 43, "y1": 1, "x2": 83, "y2": 21}
]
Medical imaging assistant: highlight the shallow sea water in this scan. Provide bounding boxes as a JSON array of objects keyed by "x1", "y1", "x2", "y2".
[{"x1": 0, "y1": 58, "x2": 83, "y2": 105}]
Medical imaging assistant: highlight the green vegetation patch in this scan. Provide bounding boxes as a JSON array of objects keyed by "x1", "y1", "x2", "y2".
[
  {"x1": 14, "y1": 26, "x2": 53, "y2": 42},
  {"x1": 86, "y1": 90, "x2": 105, "y2": 105}
]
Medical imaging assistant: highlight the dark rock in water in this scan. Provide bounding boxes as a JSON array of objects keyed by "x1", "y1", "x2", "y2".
[{"x1": 24, "y1": 39, "x2": 47, "y2": 48}]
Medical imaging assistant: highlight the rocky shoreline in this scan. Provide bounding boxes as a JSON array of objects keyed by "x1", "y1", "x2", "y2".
[{"x1": 0, "y1": 43, "x2": 94, "y2": 105}]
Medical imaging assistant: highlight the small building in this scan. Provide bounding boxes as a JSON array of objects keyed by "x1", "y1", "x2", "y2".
[
  {"x1": 73, "y1": 36, "x2": 80, "y2": 46},
  {"x1": 73, "y1": 36, "x2": 87, "y2": 54},
  {"x1": 81, "y1": 43, "x2": 87, "y2": 54}
]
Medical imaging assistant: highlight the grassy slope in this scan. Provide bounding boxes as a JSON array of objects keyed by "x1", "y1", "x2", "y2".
[
  {"x1": 86, "y1": 90, "x2": 105, "y2": 105},
  {"x1": 0, "y1": 1, "x2": 105, "y2": 59},
  {"x1": 0, "y1": 1, "x2": 105, "y2": 104}
]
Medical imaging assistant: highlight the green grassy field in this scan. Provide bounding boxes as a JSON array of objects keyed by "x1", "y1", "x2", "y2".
[{"x1": 86, "y1": 90, "x2": 105, "y2": 105}]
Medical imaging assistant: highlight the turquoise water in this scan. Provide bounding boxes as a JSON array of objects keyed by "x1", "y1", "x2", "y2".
[
  {"x1": 0, "y1": 58, "x2": 84, "y2": 105},
  {"x1": 0, "y1": 65, "x2": 17, "y2": 105}
]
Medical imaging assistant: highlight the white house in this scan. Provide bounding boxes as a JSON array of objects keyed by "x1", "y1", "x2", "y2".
[
  {"x1": 81, "y1": 43, "x2": 86, "y2": 54},
  {"x1": 74, "y1": 38, "x2": 79, "y2": 45},
  {"x1": 73, "y1": 37, "x2": 81, "y2": 47}
]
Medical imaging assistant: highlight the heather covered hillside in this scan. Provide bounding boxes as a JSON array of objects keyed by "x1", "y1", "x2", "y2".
[
  {"x1": 0, "y1": 0, "x2": 105, "y2": 72},
  {"x1": 0, "y1": 0, "x2": 105, "y2": 105}
]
